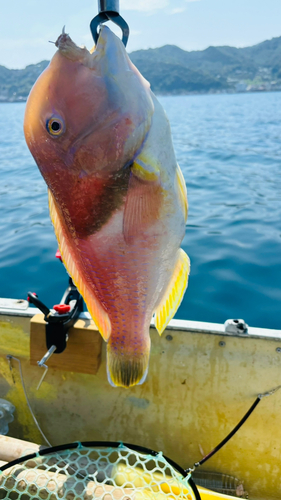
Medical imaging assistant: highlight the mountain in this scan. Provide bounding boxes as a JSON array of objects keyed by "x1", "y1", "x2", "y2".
[
  {"x1": 1, "y1": 36, "x2": 281, "y2": 101},
  {"x1": 0, "y1": 61, "x2": 49, "y2": 102},
  {"x1": 131, "y1": 60, "x2": 227, "y2": 94},
  {"x1": 130, "y1": 35, "x2": 281, "y2": 88}
]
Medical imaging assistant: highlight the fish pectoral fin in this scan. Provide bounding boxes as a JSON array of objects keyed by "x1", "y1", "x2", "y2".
[
  {"x1": 154, "y1": 249, "x2": 190, "y2": 335},
  {"x1": 123, "y1": 157, "x2": 161, "y2": 244},
  {"x1": 48, "y1": 189, "x2": 111, "y2": 342},
  {"x1": 131, "y1": 154, "x2": 161, "y2": 183}
]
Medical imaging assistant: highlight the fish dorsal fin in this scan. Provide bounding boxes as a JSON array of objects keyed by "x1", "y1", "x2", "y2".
[
  {"x1": 154, "y1": 249, "x2": 190, "y2": 335},
  {"x1": 176, "y1": 164, "x2": 188, "y2": 222},
  {"x1": 48, "y1": 190, "x2": 111, "y2": 341},
  {"x1": 123, "y1": 154, "x2": 161, "y2": 243}
]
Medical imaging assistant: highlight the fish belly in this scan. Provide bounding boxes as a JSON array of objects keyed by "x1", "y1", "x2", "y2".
[
  {"x1": 76, "y1": 208, "x2": 180, "y2": 387},
  {"x1": 50, "y1": 186, "x2": 184, "y2": 388}
]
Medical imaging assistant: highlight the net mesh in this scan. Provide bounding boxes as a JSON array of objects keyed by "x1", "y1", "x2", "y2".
[{"x1": 0, "y1": 444, "x2": 196, "y2": 500}]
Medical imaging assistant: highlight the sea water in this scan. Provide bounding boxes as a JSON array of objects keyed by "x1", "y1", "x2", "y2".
[{"x1": 0, "y1": 92, "x2": 280, "y2": 329}]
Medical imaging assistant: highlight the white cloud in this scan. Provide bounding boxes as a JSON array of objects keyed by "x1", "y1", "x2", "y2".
[
  {"x1": 170, "y1": 7, "x2": 186, "y2": 14},
  {"x1": 121, "y1": 0, "x2": 169, "y2": 12}
]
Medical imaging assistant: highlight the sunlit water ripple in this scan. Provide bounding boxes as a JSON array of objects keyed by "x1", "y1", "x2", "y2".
[{"x1": 1, "y1": 92, "x2": 281, "y2": 329}]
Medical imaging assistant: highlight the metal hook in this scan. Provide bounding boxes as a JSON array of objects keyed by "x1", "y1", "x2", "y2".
[
  {"x1": 37, "y1": 344, "x2": 57, "y2": 390},
  {"x1": 90, "y1": 0, "x2": 129, "y2": 47}
]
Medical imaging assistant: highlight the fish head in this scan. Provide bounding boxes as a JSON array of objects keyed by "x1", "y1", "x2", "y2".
[{"x1": 24, "y1": 26, "x2": 154, "y2": 190}]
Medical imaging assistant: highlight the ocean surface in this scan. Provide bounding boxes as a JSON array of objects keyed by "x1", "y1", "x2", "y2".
[{"x1": 0, "y1": 92, "x2": 281, "y2": 330}]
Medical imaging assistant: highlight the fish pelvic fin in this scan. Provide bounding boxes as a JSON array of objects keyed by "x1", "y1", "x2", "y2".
[
  {"x1": 48, "y1": 189, "x2": 111, "y2": 341},
  {"x1": 107, "y1": 345, "x2": 150, "y2": 388},
  {"x1": 155, "y1": 249, "x2": 190, "y2": 335}
]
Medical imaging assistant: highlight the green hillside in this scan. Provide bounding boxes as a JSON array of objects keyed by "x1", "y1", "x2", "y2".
[
  {"x1": 130, "y1": 36, "x2": 281, "y2": 87},
  {"x1": 132, "y1": 60, "x2": 227, "y2": 94},
  {"x1": 1, "y1": 35, "x2": 281, "y2": 101},
  {"x1": 0, "y1": 61, "x2": 49, "y2": 102}
]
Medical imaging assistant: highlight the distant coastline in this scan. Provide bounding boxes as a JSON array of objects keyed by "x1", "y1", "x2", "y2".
[
  {"x1": 2, "y1": 88, "x2": 281, "y2": 104},
  {"x1": 1, "y1": 34, "x2": 280, "y2": 102}
]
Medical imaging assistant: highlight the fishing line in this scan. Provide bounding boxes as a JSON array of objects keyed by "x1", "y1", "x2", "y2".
[{"x1": 6, "y1": 355, "x2": 52, "y2": 447}]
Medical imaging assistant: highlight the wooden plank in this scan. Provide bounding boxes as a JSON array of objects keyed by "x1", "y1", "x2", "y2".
[
  {"x1": 0, "y1": 435, "x2": 42, "y2": 462},
  {"x1": 30, "y1": 314, "x2": 102, "y2": 374}
]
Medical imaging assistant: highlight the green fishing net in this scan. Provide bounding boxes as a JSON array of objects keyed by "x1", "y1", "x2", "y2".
[{"x1": 0, "y1": 442, "x2": 197, "y2": 500}]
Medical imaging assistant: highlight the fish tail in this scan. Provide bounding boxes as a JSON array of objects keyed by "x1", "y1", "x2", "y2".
[{"x1": 107, "y1": 342, "x2": 150, "y2": 389}]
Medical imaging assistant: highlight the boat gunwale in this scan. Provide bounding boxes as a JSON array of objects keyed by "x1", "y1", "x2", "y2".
[{"x1": 1, "y1": 301, "x2": 281, "y2": 341}]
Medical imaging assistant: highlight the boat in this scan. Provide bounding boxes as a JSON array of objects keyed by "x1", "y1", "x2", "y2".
[{"x1": 1, "y1": 292, "x2": 280, "y2": 500}]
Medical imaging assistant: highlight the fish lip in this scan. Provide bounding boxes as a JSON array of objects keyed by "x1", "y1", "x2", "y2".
[
  {"x1": 54, "y1": 31, "x2": 92, "y2": 65},
  {"x1": 54, "y1": 25, "x2": 121, "y2": 67},
  {"x1": 55, "y1": 32, "x2": 68, "y2": 49}
]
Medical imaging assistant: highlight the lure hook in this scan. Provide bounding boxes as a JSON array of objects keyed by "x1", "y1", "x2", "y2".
[{"x1": 90, "y1": 0, "x2": 129, "y2": 47}]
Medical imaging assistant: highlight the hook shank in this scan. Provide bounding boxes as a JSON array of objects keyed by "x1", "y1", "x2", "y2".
[{"x1": 98, "y1": 0, "x2": 120, "y2": 13}]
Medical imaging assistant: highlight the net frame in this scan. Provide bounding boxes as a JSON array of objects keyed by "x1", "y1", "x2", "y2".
[{"x1": 0, "y1": 441, "x2": 201, "y2": 500}]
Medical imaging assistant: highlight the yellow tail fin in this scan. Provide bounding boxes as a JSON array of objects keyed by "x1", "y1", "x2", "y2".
[
  {"x1": 154, "y1": 249, "x2": 190, "y2": 335},
  {"x1": 107, "y1": 343, "x2": 150, "y2": 388}
]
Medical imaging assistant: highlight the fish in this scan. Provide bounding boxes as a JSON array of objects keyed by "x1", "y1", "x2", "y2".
[{"x1": 24, "y1": 26, "x2": 190, "y2": 388}]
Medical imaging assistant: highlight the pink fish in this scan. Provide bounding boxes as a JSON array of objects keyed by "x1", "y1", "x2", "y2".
[{"x1": 24, "y1": 27, "x2": 190, "y2": 388}]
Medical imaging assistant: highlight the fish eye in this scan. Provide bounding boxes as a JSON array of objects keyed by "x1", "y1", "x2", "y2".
[{"x1": 46, "y1": 116, "x2": 65, "y2": 137}]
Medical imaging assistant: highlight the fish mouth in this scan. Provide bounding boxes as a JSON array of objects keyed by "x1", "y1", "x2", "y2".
[
  {"x1": 54, "y1": 25, "x2": 115, "y2": 68},
  {"x1": 55, "y1": 29, "x2": 93, "y2": 65}
]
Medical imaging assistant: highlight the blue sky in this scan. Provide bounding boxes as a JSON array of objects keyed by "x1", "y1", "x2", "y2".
[{"x1": 1, "y1": 0, "x2": 281, "y2": 68}]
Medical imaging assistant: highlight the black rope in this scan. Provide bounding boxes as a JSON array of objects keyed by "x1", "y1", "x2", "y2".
[{"x1": 186, "y1": 395, "x2": 261, "y2": 473}]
